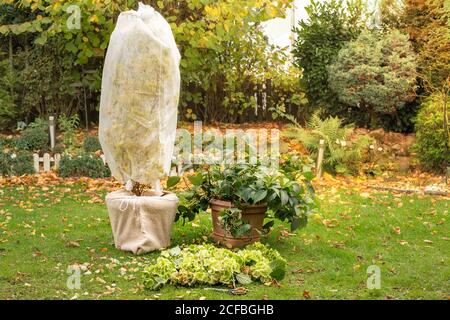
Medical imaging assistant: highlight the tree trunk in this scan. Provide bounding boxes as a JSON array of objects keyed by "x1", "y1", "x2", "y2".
[
  {"x1": 369, "y1": 107, "x2": 378, "y2": 129},
  {"x1": 8, "y1": 35, "x2": 14, "y2": 98}
]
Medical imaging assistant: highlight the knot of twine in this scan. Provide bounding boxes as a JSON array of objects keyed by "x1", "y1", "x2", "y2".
[{"x1": 118, "y1": 196, "x2": 138, "y2": 212}]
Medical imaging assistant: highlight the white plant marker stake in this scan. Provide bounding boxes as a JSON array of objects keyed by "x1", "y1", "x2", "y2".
[
  {"x1": 316, "y1": 139, "x2": 325, "y2": 178},
  {"x1": 33, "y1": 153, "x2": 39, "y2": 173},
  {"x1": 49, "y1": 116, "x2": 55, "y2": 149}
]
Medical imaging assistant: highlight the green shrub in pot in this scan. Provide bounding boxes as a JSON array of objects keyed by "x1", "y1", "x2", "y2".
[{"x1": 168, "y1": 161, "x2": 317, "y2": 236}]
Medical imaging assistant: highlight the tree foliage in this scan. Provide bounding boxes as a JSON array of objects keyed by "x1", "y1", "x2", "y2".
[
  {"x1": 380, "y1": 0, "x2": 450, "y2": 91},
  {"x1": 148, "y1": 0, "x2": 295, "y2": 122},
  {"x1": 412, "y1": 0, "x2": 450, "y2": 91},
  {"x1": 0, "y1": 0, "x2": 298, "y2": 125},
  {"x1": 0, "y1": 57, "x2": 16, "y2": 128},
  {"x1": 414, "y1": 91, "x2": 450, "y2": 172},
  {"x1": 292, "y1": 0, "x2": 365, "y2": 115},
  {"x1": 328, "y1": 29, "x2": 417, "y2": 127}
]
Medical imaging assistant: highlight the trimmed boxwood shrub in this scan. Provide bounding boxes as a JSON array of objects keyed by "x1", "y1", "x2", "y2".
[
  {"x1": 59, "y1": 153, "x2": 110, "y2": 178},
  {"x1": 83, "y1": 135, "x2": 102, "y2": 153},
  {"x1": 15, "y1": 127, "x2": 49, "y2": 152},
  {"x1": 414, "y1": 93, "x2": 450, "y2": 172},
  {"x1": 10, "y1": 152, "x2": 35, "y2": 175},
  {"x1": 0, "y1": 151, "x2": 35, "y2": 176}
]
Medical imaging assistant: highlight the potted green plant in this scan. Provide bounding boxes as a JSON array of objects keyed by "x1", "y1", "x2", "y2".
[{"x1": 168, "y1": 160, "x2": 317, "y2": 248}]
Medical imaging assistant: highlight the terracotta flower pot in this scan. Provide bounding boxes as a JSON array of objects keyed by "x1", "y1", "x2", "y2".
[{"x1": 210, "y1": 199, "x2": 267, "y2": 248}]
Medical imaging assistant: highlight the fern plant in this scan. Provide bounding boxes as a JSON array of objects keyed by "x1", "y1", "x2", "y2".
[{"x1": 285, "y1": 113, "x2": 372, "y2": 175}]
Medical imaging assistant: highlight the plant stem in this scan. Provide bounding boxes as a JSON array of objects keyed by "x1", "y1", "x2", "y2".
[{"x1": 131, "y1": 181, "x2": 148, "y2": 196}]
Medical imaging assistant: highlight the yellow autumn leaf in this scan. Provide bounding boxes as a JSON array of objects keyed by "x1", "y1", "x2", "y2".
[
  {"x1": 204, "y1": 5, "x2": 219, "y2": 18},
  {"x1": 89, "y1": 15, "x2": 99, "y2": 24}
]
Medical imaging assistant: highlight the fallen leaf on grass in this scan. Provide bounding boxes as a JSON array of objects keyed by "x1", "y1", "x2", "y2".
[
  {"x1": 270, "y1": 279, "x2": 282, "y2": 288},
  {"x1": 322, "y1": 219, "x2": 339, "y2": 228},
  {"x1": 302, "y1": 290, "x2": 311, "y2": 299},
  {"x1": 67, "y1": 241, "x2": 80, "y2": 248},
  {"x1": 292, "y1": 269, "x2": 304, "y2": 274},
  {"x1": 280, "y1": 229, "x2": 296, "y2": 237},
  {"x1": 95, "y1": 277, "x2": 106, "y2": 284},
  {"x1": 32, "y1": 249, "x2": 42, "y2": 257}
]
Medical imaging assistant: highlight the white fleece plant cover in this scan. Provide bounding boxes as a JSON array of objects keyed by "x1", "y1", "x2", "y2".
[{"x1": 99, "y1": 3, "x2": 180, "y2": 186}]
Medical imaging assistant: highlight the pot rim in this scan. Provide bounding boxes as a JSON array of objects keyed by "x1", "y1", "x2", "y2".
[{"x1": 210, "y1": 198, "x2": 267, "y2": 209}]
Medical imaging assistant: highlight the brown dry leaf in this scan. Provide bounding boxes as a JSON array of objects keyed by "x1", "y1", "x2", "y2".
[
  {"x1": 32, "y1": 249, "x2": 42, "y2": 257},
  {"x1": 280, "y1": 229, "x2": 295, "y2": 237},
  {"x1": 292, "y1": 269, "x2": 304, "y2": 274},
  {"x1": 322, "y1": 219, "x2": 339, "y2": 228},
  {"x1": 232, "y1": 287, "x2": 248, "y2": 295},
  {"x1": 302, "y1": 290, "x2": 311, "y2": 299},
  {"x1": 95, "y1": 277, "x2": 106, "y2": 284},
  {"x1": 393, "y1": 226, "x2": 401, "y2": 235},
  {"x1": 67, "y1": 241, "x2": 80, "y2": 248},
  {"x1": 271, "y1": 279, "x2": 282, "y2": 288}
]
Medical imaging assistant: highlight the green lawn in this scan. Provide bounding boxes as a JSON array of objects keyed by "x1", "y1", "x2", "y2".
[{"x1": 0, "y1": 182, "x2": 448, "y2": 300}]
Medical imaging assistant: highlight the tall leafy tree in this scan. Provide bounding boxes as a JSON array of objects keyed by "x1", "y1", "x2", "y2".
[
  {"x1": 0, "y1": 0, "x2": 295, "y2": 124},
  {"x1": 292, "y1": 0, "x2": 365, "y2": 116},
  {"x1": 327, "y1": 29, "x2": 417, "y2": 128},
  {"x1": 381, "y1": 0, "x2": 449, "y2": 91},
  {"x1": 377, "y1": 0, "x2": 404, "y2": 30},
  {"x1": 412, "y1": 0, "x2": 449, "y2": 91}
]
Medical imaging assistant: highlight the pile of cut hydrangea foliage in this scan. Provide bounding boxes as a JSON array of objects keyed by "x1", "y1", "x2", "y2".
[{"x1": 143, "y1": 243, "x2": 286, "y2": 290}]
